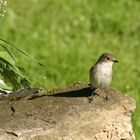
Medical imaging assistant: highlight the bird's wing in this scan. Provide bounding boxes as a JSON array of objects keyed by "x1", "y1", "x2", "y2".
[
  {"x1": 89, "y1": 65, "x2": 94, "y2": 83},
  {"x1": 90, "y1": 65, "x2": 95, "y2": 73}
]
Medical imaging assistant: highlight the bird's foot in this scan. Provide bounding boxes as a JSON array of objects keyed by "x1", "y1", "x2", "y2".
[
  {"x1": 87, "y1": 87, "x2": 99, "y2": 103},
  {"x1": 88, "y1": 94, "x2": 93, "y2": 103},
  {"x1": 88, "y1": 88, "x2": 109, "y2": 103},
  {"x1": 87, "y1": 92, "x2": 98, "y2": 103}
]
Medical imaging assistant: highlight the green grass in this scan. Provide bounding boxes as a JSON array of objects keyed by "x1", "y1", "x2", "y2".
[{"x1": 0, "y1": 0, "x2": 140, "y2": 139}]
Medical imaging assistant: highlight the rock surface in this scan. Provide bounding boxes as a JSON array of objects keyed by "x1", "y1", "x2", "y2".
[{"x1": 0, "y1": 84, "x2": 136, "y2": 140}]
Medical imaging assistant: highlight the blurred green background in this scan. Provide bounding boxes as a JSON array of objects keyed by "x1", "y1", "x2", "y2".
[{"x1": 0, "y1": 0, "x2": 140, "y2": 139}]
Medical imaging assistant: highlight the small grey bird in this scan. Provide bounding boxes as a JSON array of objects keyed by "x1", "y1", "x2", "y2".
[{"x1": 90, "y1": 53, "x2": 118, "y2": 90}]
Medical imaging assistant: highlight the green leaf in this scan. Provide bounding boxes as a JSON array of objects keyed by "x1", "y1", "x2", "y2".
[
  {"x1": 0, "y1": 43, "x2": 16, "y2": 62},
  {"x1": 0, "y1": 57, "x2": 30, "y2": 90},
  {"x1": 0, "y1": 38, "x2": 46, "y2": 67},
  {"x1": 0, "y1": 51, "x2": 15, "y2": 65},
  {"x1": 0, "y1": 80, "x2": 12, "y2": 90}
]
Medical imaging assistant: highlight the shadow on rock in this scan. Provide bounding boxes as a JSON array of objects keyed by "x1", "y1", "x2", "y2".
[{"x1": 48, "y1": 86, "x2": 93, "y2": 97}]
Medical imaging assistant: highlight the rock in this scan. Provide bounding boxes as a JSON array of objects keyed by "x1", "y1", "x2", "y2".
[{"x1": 0, "y1": 84, "x2": 136, "y2": 140}]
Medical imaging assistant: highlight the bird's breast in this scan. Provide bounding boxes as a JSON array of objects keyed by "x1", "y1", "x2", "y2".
[{"x1": 90, "y1": 62, "x2": 113, "y2": 88}]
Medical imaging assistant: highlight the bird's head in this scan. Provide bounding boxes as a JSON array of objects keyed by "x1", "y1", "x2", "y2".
[{"x1": 97, "y1": 53, "x2": 118, "y2": 64}]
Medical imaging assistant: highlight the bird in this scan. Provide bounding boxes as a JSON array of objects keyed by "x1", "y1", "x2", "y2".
[{"x1": 89, "y1": 53, "x2": 118, "y2": 101}]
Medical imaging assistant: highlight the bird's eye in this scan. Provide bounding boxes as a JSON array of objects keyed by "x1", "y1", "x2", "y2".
[{"x1": 106, "y1": 57, "x2": 110, "y2": 60}]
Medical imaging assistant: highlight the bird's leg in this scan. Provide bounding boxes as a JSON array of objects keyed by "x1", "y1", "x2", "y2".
[
  {"x1": 105, "y1": 94, "x2": 109, "y2": 100},
  {"x1": 104, "y1": 88, "x2": 109, "y2": 100},
  {"x1": 88, "y1": 87, "x2": 109, "y2": 103},
  {"x1": 97, "y1": 87, "x2": 109, "y2": 101},
  {"x1": 88, "y1": 87, "x2": 97, "y2": 103}
]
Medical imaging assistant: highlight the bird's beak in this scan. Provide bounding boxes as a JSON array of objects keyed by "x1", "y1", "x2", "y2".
[{"x1": 113, "y1": 59, "x2": 119, "y2": 63}]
